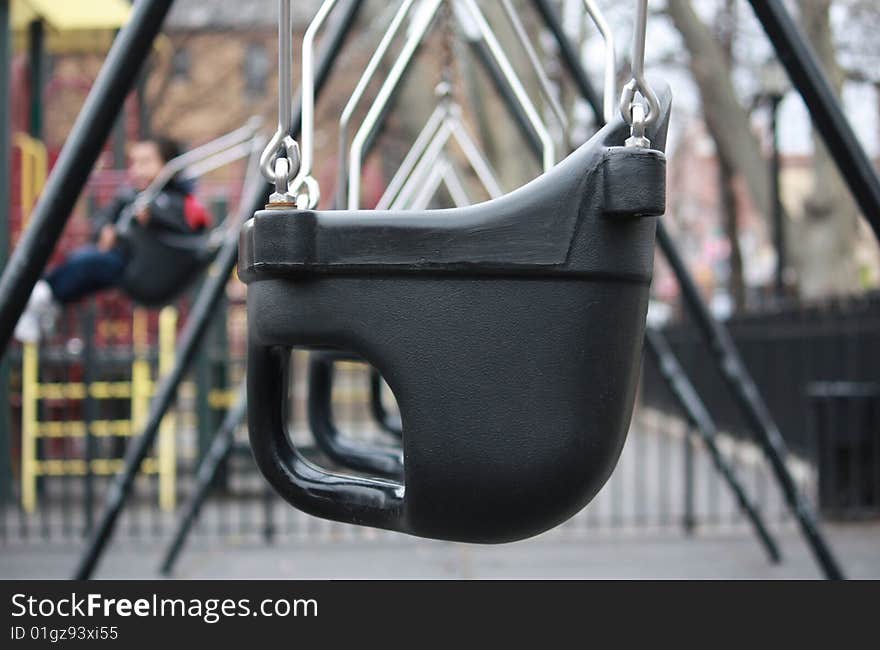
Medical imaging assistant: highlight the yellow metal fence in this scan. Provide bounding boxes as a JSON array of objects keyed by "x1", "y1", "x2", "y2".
[
  {"x1": 20, "y1": 307, "x2": 179, "y2": 512},
  {"x1": 14, "y1": 132, "x2": 47, "y2": 228}
]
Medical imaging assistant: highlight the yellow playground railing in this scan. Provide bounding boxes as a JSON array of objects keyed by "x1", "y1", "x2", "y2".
[
  {"x1": 20, "y1": 307, "x2": 179, "y2": 513},
  {"x1": 15, "y1": 132, "x2": 48, "y2": 228}
]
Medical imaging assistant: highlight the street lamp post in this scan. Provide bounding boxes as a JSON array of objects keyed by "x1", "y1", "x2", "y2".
[
  {"x1": 769, "y1": 92, "x2": 784, "y2": 296},
  {"x1": 760, "y1": 60, "x2": 790, "y2": 298}
]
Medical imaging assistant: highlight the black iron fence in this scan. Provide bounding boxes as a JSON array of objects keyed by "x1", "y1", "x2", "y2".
[{"x1": 642, "y1": 293, "x2": 880, "y2": 456}]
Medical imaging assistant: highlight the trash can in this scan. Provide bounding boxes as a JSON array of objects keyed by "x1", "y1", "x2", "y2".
[{"x1": 808, "y1": 382, "x2": 880, "y2": 518}]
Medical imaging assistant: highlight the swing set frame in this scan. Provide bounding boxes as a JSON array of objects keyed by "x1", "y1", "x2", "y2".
[{"x1": 0, "y1": 0, "x2": 874, "y2": 581}]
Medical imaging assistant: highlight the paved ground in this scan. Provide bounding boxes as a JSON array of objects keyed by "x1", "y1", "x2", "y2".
[{"x1": 2, "y1": 523, "x2": 878, "y2": 580}]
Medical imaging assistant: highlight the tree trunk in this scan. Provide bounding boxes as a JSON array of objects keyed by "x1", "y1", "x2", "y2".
[
  {"x1": 666, "y1": 0, "x2": 771, "y2": 222},
  {"x1": 720, "y1": 156, "x2": 746, "y2": 310},
  {"x1": 795, "y1": 0, "x2": 861, "y2": 298},
  {"x1": 717, "y1": 0, "x2": 745, "y2": 312}
]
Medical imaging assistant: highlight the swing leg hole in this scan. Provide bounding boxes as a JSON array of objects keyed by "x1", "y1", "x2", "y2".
[
  {"x1": 307, "y1": 351, "x2": 404, "y2": 480},
  {"x1": 249, "y1": 343, "x2": 406, "y2": 535}
]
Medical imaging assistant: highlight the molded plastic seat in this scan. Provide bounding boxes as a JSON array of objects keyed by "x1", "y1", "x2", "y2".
[
  {"x1": 240, "y1": 89, "x2": 672, "y2": 543},
  {"x1": 118, "y1": 224, "x2": 216, "y2": 307}
]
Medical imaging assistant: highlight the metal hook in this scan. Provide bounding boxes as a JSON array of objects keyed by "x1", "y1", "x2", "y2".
[{"x1": 619, "y1": 0, "x2": 661, "y2": 145}]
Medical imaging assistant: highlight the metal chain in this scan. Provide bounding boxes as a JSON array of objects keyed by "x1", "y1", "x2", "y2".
[
  {"x1": 261, "y1": 0, "x2": 301, "y2": 205},
  {"x1": 619, "y1": 0, "x2": 661, "y2": 148}
]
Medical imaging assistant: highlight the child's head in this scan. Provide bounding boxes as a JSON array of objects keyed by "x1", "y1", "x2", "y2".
[{"x1": 128, "y1": 137, "x2": 181, "y2": 191}]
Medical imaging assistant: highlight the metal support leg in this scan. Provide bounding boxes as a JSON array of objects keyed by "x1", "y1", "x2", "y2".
[
  {"x1": 157, "y1": 307, "x2": 178, "y2": 512},
  {"x1": 20, "y1": 344, "x2": 37, "y2": 513},
  {"x1": 529, "y1": 0, "x2": 604, "y2": 126},
  {"x1": 655, "y1": 225, "x2": 844, "y2": 579},
  {"x1": 645, "y1": 328, "x2": 781, "y2": 563},
  {"x1": 159, "y1": 382, "x2": 247, "y2": 576},
  {"x1": 0, "y1": 0, "x2": 176, "y2": 356},
  {"x1": 71, "y1": 0, "x2": 363, "y2": 580}
]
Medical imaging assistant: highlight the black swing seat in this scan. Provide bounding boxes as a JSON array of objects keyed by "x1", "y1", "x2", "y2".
[
  {"x1": 240, "y1": 87, "x2": 672, "y2": 544},
  {"x1": 308, "y1": 351, "x2": 405, "y2": 479},
  {"x1": 117, "y1": 223, "x2": 218, "y2": 307}
]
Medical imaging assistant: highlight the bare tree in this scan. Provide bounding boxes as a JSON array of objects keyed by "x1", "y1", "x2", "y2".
[
  {"x1": 795, "y1": 0, "x2": 861, "y2": 298},
  {"x1": 667, "y1": 0, "x2": 868, "y2": 300},
  {"x1": 666, "y1": 0, "x2": 771, "y2": 221},
  {"x1": 715, "y1": 0, "x2": 746, "y2": 310}
]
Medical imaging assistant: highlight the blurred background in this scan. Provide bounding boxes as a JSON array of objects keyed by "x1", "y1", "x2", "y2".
[{"x1": 0, "y1": 0, "x2": 878, "y2": 579}]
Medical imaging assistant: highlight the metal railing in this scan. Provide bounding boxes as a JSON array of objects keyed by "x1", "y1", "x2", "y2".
[
  {"x1": 642, "y1": 293, "x2": 880, "y2": 456},
  {"x1": 13, "y1": 133, "x2": 48, "y2": 230}
]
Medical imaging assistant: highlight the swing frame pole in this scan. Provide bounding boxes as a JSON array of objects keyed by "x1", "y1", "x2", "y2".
[
  {"x1": 159, "y1": 381, "x2": 247, "y2": 576},
  {"x1": 644, "y1": 327, "x2": 781, "y2": 564},
  {"x1": 655, "y1": 224, "x2": 845, "y2": 580}
]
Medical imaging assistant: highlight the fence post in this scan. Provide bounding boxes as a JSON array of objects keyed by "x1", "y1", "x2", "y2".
[
  {"x1": 195, "y1": 327, "x2": 211, "y2": 464},
  {"x1": 158, "y1": 307, "x2": 177, "y2": 511},
  {"x1": 130, "y1": 309, "x2": 149, "y2": 432},
  {"x1": 210, "y1": 198, "x2": 229, "y2": 482},
  {"x1": 83, "y1": 303, "x2": 97, "y2": 533},
  {"x1": 209, "y1": 292, "x2": 229, "y2": 486},
  {"x1": 196, "y1": 198, "x2": 229, "y2": 485},
  {"x1": 21, "y1": 343, "x2": 38, "y2": 512},
  {"x1": 683, "y1": 429, "x2": 695, "y2": 535}
]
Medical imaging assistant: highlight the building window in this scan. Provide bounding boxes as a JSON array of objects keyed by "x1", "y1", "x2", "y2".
[
  {"x1": 171, "y1": 47, "x2": 190, "y2": 80},
  {"x1": 244, "y1": 43, "x2": 270, "y2": 97}
]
